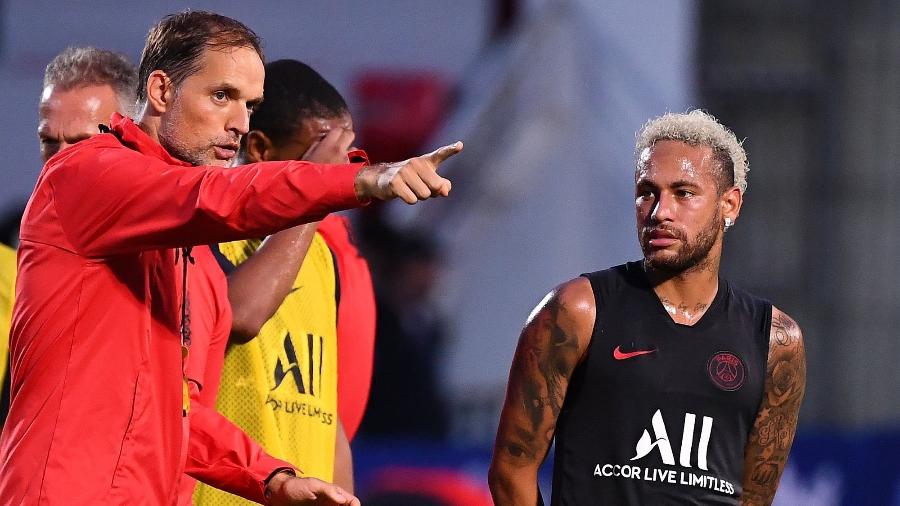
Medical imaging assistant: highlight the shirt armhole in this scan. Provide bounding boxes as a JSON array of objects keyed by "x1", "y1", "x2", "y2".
[
  {"x1": 330, "y1": 247, "x2": 341, "y2": 326},
  {"x1": 210, "y1": 243, "x2": 236, "y2": 274}
]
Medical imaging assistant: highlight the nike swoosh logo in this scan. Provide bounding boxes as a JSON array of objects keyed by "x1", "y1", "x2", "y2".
[{"x1": 613, "y1": 346, "x2": 657, "y2": 360}]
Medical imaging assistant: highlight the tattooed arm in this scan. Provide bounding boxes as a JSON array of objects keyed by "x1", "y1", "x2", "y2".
[
  {"x1": 488, "y1": 278, "x2": 595, "y2": 505},
  {"x1": 740, "y1": 307, "x2": 806, "y2": 505}
]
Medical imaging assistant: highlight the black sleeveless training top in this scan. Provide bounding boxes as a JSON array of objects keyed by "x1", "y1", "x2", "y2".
[{"x1": 550, "y1": 261, "x2": 771, "y2": 505}]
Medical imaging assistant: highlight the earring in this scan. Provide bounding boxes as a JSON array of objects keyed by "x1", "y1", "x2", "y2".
[{"x1": 724, "y1": 217, "x2": 734, "y2": 230}]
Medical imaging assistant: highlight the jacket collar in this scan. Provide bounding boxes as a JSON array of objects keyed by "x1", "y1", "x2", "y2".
[{"x1": 109, "y1": 113, "x2": 192, "y2": 167}]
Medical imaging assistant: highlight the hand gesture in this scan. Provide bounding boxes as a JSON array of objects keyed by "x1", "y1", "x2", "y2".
[{"x1": 354, "y1": 141, "x2": 463, "y2": 204}]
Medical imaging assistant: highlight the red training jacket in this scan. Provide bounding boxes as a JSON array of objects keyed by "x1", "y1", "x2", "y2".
[
  {"x1": 318, "y1": 214, "x2": 376, "y2": 442},
  {"x1": 0, "y1": 114, "x2": 366, "y2": 504},
  {"x1": 175, "y1": 245, "x2": 233, "y2": 505}
]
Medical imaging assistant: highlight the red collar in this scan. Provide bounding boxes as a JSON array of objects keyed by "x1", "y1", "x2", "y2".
[
  {"x1": 108, "y1": 113, "x2": 192, "y2": 167},
  {"x1": 347, "y1": 149, "x2": 369, "y2": 165}
]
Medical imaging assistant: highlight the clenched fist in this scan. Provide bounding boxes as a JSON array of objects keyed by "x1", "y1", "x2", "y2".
[{"x1": 354, "y1": 141, "x2": 463, "y2": 204}]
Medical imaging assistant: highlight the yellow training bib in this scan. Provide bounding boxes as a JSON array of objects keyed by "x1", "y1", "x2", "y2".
[
  {"x1": 0, "y1": 244, "x2": 16, "y2": 388},
  {"x1": 195, "y1": 234, "x2": 338, "y2": 505}
]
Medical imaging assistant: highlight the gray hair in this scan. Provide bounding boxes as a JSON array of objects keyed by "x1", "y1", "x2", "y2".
[
  {"x1": 43, "y1": 46, "x2": 138, "y2": 115},
  {"x1": 635, "y1": 109, "x2": 749, "y2": 193}
]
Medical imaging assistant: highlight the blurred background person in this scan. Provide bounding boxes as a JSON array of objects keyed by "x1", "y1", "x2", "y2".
[
  {"x1": 38, "y1": 47, "x2": 137, "y2": 162},
  {"x1": 359, "y1": 225, "x2": 451, "y2": 440},
  {"x1": 0, "y1": 46, "x2": 138, "y2": 426}
]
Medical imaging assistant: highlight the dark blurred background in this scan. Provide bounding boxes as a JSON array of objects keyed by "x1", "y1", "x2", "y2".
[{"x1": 3, "y1": 0, "x2": 899, "y2": 504}]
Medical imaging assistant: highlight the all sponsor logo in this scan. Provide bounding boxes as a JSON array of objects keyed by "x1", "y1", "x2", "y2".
[
  {"x1": 272, "y1": 331, "x2": 324, "y2": 396},
  {"x1": 631, "y1": 409, "x2": 712, "y2": 470},
  {"x1": 593, "y1": 409, "x2": 735, "y2": 496},
  {"x1": 268, "y1": 331, "x2": 334, "y2": 425}
]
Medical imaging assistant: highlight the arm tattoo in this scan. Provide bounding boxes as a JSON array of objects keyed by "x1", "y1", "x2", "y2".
[
  {"x1": 770, "y1": 312, "x2": 798, "y2": 346},
  {"x1": 536, "y1": 299, "x2": 580, "y2": 418},
  {"x1": 498, "y1": 291, "x2": 583, "y2": 465},
  {"x1": 659, "y1": 296, "x2": 709, "y2": 323},
  {"x1": 741, "y1": 309, "x2": 806, "y2": 505}
]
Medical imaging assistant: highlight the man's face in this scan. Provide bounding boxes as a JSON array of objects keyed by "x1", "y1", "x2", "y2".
[
  {"x1": 267, "y1": 113, "x2": 353, "y2": 162},
  {"x1": 38, "y1": 84, "x2": 121, "y2": 162},
  {"x1": 158, "y1": 45, "x2": 264, "y2": 167},
  {"x1": 635, "y1": 139, "x2": 725, "y2": 273}
]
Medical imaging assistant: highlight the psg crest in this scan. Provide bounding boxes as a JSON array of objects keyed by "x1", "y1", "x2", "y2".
[{"x1": 707, "y1": 351, "x2": 746, "y2": 391}]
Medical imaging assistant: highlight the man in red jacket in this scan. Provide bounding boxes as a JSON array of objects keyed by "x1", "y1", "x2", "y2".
[{"x1": 0, "y1": 10, "x2": 460, "y2": 505}]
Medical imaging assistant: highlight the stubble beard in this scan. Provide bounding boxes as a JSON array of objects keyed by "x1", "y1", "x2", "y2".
[
  {"x1": 157, "y1": 99, "x2": 235, "y2": 167},
  {"x1": 157, "y1": 114, "x2": 213, "y2": 167},
  {"x1": 159, "y1": 134, "x2": 210, "y2": 166},
  {"x1": 641, "y1": 211, "x2": 722, "y2": 275}
]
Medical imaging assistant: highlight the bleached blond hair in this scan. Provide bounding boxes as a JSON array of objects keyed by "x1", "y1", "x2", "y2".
[{"x1": 635, "y1": 109, "x2": 748, "y2": 193}]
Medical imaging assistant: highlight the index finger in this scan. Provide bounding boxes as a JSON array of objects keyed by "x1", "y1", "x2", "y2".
[{"x1": 424, "y1": 141, "x2": 464, "y2": 167}]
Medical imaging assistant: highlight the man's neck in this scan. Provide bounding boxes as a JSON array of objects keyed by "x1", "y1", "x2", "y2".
[
  {"x1": 134, "y1": 103, "x2": 161, "y2": 144},
  {"x1": 645, "y1": 255, "x2": 721, "y2": 325}
]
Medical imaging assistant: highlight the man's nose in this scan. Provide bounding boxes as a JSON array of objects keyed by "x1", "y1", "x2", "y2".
[
  {"x1": 228, "y1": 105, "x2": 251, "y2": 136},
  {"x1": 651, "y1": 193, "x2": 674, "y2": 222}
]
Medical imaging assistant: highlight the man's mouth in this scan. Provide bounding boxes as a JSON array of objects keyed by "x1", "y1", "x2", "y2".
[
  {"x1": 213, "y1": 144, "x2": 239, "y2": 160},
  {"x1": 646, "y1": 228, "x2": 680, "y2": 248}
]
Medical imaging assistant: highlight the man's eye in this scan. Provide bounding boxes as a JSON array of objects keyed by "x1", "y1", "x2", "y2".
[
  {"x1": 677, "y1": 190, "x2": 694, "y2": 198},
  {"x1": 213, "y1": 91, "x2": 228, "y2": 102}
]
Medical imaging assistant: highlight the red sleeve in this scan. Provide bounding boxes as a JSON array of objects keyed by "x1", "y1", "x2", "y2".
[
  {"x1": 185, "y1": 401, "x2": 297, "y2": 504},
  {"x1": 46, "y1": 143, "x2": 365, "y2": 257},
  {"x1": 318, "y1": 215, "x2": 376, "y2": 441}
]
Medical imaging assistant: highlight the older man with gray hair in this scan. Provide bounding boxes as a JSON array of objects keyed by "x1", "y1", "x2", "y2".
[
  {"x1": 490, "y1": 110, "x2": 805, "y2": 505},
  {"x1": 38, "y1": 46, "x2": 137, "y2": 162},
  {"x1": 0, "y1": 47, "x2": 138, "y2": 428}
]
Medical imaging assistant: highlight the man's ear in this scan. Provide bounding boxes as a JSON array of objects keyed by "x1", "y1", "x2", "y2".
[
  {"x1": 145, "y1": 70, "x2": 174, "y2": 114},
  {"x1": 721, "y1": 186, "x2": 743, "y2": 227},
  {"x1": 244, "y1": 130, "x2": 274, "y2": 162}
]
